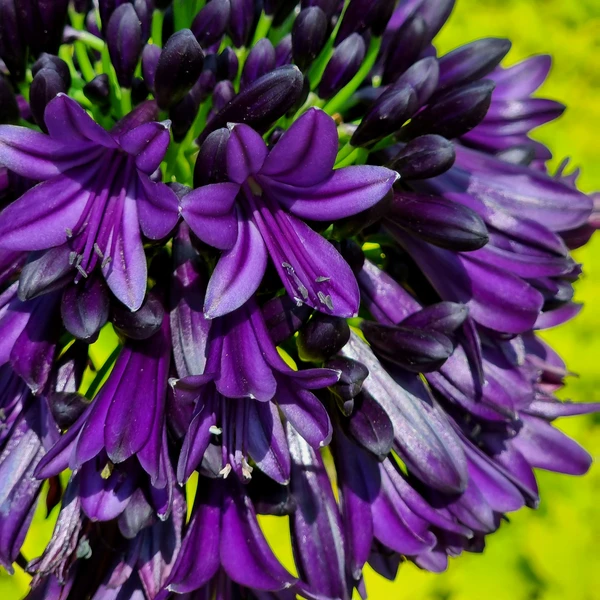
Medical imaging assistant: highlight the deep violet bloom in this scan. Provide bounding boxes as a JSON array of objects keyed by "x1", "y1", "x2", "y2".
[
  {"x1": 0, "y1": 94, "x2": 179, "y2": 310},
  {"x1": 0, "y1": 1, "x2": 597, "y2": 598},
  {"x1": 180, "y1": 108, "x2": 397, "y2": 318}
]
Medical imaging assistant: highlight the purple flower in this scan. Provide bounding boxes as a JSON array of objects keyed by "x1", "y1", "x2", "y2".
[
  {"x1": 181, "y1": 108, "x2": 397, "y2": 318},
  {"x1": 0, "y1": 94, "x2": 179, "y2": 310}
]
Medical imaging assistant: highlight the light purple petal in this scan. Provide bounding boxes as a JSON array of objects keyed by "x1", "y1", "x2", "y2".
[
  {"x1": 119, "y1": 121, "x2": 171, "y2": 173},
  {"x1": 226, "y1": 123, "x2": 268, "y2": 184},
  {"x1": 180, "y1": 182, "x2": 240, "y2": 250},
  {"x1": 266, "y1": 165, "x2": 397, "y2": 221},
  {"x1": 136, "y1": 175, "x2": 180, "y2": 240},
  {"x1": 204, "y1": 210, "x2": 268, "y2": 319},
  {"x1": 261, "y1": 108, "x2": 338, "y2": 187}
]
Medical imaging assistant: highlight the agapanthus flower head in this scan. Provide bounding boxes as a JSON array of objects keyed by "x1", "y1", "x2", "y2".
[{"x1": 0, "y1": 1, "x2": 596, "y2": 598}]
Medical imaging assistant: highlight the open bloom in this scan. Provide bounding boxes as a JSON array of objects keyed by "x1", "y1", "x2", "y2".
[
  {"x1": 0, "y1": 94, "x2": 179, "y2": 310},
  {"x1": 180, "y1": 107, "x2": 397, "y2": 318}
]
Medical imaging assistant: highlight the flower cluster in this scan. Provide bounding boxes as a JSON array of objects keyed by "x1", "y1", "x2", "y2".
[{"x1": 0, "y1": 0, "x2": 597, "y2": 598}]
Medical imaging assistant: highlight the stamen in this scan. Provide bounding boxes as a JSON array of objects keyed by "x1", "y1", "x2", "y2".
[
  {"x1": 65, "y1": 227, "x2": 73, "y2": 238},
  {"x1": 93, "y1": 243, "x2": 104, "y2": 259},
  {"x1": 76, "y1": 264, "x2": 89, "y2": 279},
  {"x1": 100, "y1": 461, "x2": 114, "y2": 479},
  {"x1": 101, "y1": 256, "x2": 112, "y2": 268},
  {"x1": 219, "y1": 464, "x2": 232, "y2": 478},
  {"x1": 241, "y1": 458, "x2": 253, "y2": 480},
  {"x1": 68, "y1": 251, "x2": 77, "y2": 266},
  {"x1": 298, "y1": 284, "x2": 309, "y2": 300},
  {"x1": 315, "y1": 276, "x2": 331, "y2": 282},
  {"x1": 324, "y1": 294, "x2": 334, "y2": 311},
  {"x1": 293, "y1": 296, "x2": 304, "y2": 307},
  {"x1": 209, "y1": 425, "x2": 222, "y2": 435}
]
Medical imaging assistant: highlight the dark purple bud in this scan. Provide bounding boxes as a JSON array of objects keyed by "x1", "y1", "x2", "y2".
[
  {"x1": 333, "y1": 189, "x2": 393, "y2": 239},
  {"x1": 86, "y1": 7, "x2": 102, "y2": 37},
  {"x1": 211, "y1": 80, "x2": 235, "y2": 112},
  {"x1": 154, "y1": 29, "x2": 205, "y2": 109},
  {"x1": 438, "y1": 38, "x2": 511, "y2": 93},
  {"x1": 191, "y1": 0, "x2": 231, "y2": 48},
  {"x1": 199, "y1": 65, "x2": 304, "y2": 141},
  {"x1": 247, "y1": 470, "x2": 297, "y2": 516},
  {"x1": 30, "y1": 68, "x2": 68, "y2": 131},
  {"x1": 0, "y1": 0, "x2": 26, "y2": 79},
  {"x1": 361, "y1": 321, "x2": 454, "y2": 373},
  {"x1": 388, "y1": 192, "x2": 489, "y2": 251},
  {"x1": 351, "y1": 83, "x2": 419, "y2": 147},
  {"x1": 18, "y1": 246, "x2": 73, "y2": 301},
  {"x1": 107, "y1": 3, "x2": 144, "y2": 88},
  {"x1": 228, "y1": 0, "x2": 253, "y2": 47},
  {"x1": 302, "y1": 0, "x2": 338, "y2": 18},
  {"x1": 339, "y1": 238, "x2": 365, "y2": 274},
  {"x1": 292, "y1": 7, "x2": 328, "y2": 71},
  {"x1": 401, "y1": 79, "x2": 496, "y2": 140},
  {"x1": 61, "y1": 277, "x2": 110, "y2": 341},
  {"x1": 111, "y1": 293, "x2": 165, "y2": 340},
  {"x1": 263, "y1": 294, "x2": 313, "y2": 345},
  {"x1": 346, "y1": 392, "x2": 394, "y2": 458},
  {"x1": 142, "y1": 43, "x2": 161, "y2": 91},
  {"x1": 169, "y1": 93, "x2": 200, "y2": 142},
  {"x1": 396, "y1": 56, "x2": 440, "y2": 106},
  {"x1": 401, "y1": 302, "x2": 469, "y2": 334},
  {"x1": 83, "y1": 74, "x2": 111, "y2": 107},
  {"x1": 275, "y1": 34, "x2": 293, "y2": 67},
  {"x1": 0, "y1": 75, "x2": 18, "y2": 124},
  {"x1": 241, "y1": 38, "x2": 276, "y2": 89},
  {"x1": 417, "y1": 0, "x2": 455, "y2": 44},
  {"x1": 337, "y1": 0, "x2": 395, "y2": 43},
  {"x1": 382, "y1": 14, "x2": 427, "y2": 84},
  {"x1": 16, "y1": 0, "x2": 69, "y2": 56},
  {"x1": 319, "y1": 33, "x2": 365, "y2": 100},
  {"x1": 131, "y1": 76, "x2": 149, "y2": 104},
  {"x1": 48, "y1": 391, "x2": 89, "y2": 429},
  {"x1": 98, "y1": 0, "x2": 127, "y2": 30},
  {"x1": 271, "y1": 0, "x2": 299, "y2": 27},
  {"x1": 297, "y1": 313, "x2": 351, "y2": 362},
  {"x1": 387, "y1": 134, "x2": 455, "y2": 179},
  {"x1": 217, "y1": 47, "x2": 239, "y2": 80},
  {"x1": 31, "y1": 53, "x2": 71, "y2": 89},
  {"x1": 325, "y1": 357, "x2": 369, "y2": 414},
  {"x1": 134, "y1": 0, "x2": 152, "y2": 43},
  {"x1": 194, "y1": 127, "x2": 230, "y2": 186}
]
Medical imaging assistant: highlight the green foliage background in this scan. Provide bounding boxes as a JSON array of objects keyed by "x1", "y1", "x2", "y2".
[{"x1": 2, "y1": 1, "x2": 599, "y2": 598}]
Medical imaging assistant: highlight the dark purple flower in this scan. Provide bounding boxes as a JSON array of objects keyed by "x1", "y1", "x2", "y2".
[{"x1": 181, "y1": 108, "x2": 397, "y2": 318}]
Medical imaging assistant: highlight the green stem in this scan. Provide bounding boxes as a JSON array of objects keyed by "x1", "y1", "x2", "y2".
[
  {"x1": 58, "y1": 46, "x2": 79, "y2": 87},
  {"x1": 120, "y1": 87, "x2": 132, "y2": 116},
  {"x1": 151, "y1": 9, "x2": 164, "y2": 47},
  {"x1": 75, "y1": 29, "x2": 105, "y2": 53},
  {"x1": 75, "y1": 41, "x2": 96, "y2": 82},
  {"x1": 164, "y1": 140, "x2": 181, "y2": 182},
  {"x1": 173, "y1": 0, "x2": 191, "y2": 31},
  {"x1": 101, "y1": 45, "x2": 122, "y2": 116},
  {"x1": 85, "y1": 346, "x2": 121, "y2": 400},
  {"x1": 334, "y1": 141, "x2": 356, "y2": 166},
  {"x1": 335, "y1": 147, "x2": 360, "y2": 168},
  {"x1": 322, "y1": 36, "x2": 381, "y2": 116}
]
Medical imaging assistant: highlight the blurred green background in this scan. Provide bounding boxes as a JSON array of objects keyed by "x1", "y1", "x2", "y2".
[{"x1": 2, "y1": 1, "x2": 599, "y2": 598}]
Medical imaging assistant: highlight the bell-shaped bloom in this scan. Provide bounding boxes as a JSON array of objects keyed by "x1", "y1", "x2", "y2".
[
  {"x1": 0, "y1": 94, "x2": 179, "y2": 310},
  {"x1": 180, "y1": 108, "x2": 397, "y2": 318}
]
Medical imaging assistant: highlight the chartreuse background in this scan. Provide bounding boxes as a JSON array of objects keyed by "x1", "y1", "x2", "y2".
[{"x1": 2, "y1": 1, "x2": 600, "y2": 598}]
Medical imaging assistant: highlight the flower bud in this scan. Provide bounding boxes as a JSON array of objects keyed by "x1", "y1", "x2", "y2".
[
  {"x1": 271, "y1": 0, "x2": 300, "y2": 27},
  {"x1": 17, "y1": 0, "x2": 69, "y2": 56},
  {"x1": 346, "y1": 392, "x2": 394, "y2": 458},
  {"x1": 198, "y1": 65, "x2": 304, "y2": 142},
  {"x1": 382, "y1": 14, "x2": 427, "y2": 84},
  {"x1": 212, "y1": 80, "x2": 235, "y2": 112},
  {"x1": 387, "y1": 135, "x2": 455, "y2": 180},
  {"x1": 228, "y1": 0, "x2": 253, "y2": 47},
  {"x1": 107, "y1": 3, "x2": 144, "y2": 88},
  {"x1": 241, "y1": 38, "x2": 276, "y2": 89},
  {"x1": 337, "y1": 0, "x2": 395, "y2": 43},
  {"x1": 141, "y1": 43, "x2": 161, "y2": 91},
  {"x1": 0, "y1": 0, "x2": 26, "y2": 79},
  {"x1": 351, "y1": 82, "x2": 419, "y2": 147},
  {"x1": 387, "y1": 192, "x2": 489, "y2": 251},
  {"x1": 400, "y1": 302, "x2": 469, "y2": 334},
  {"x1": 361, "y1": 321, "x2": 454, "y2": 373},
  {"x1": 111, "y1": 293, "x2": 165, "y2": 340},
  {"x1": 401, "y1": 79, "x2": 495, "y2": 140},
  {"x1": 319, "y1": 33, "x2": 365, "y2": 100},
  {"x1": 263, "y1": 294, "x2": 313, "y2": 345},
  {"x1": 217, "y1": 47, "x2": 239, "y2": 81},
  {"x1": 437, "y1": 38, "x2": 511, "y2": 93},
  {"x1": 32, "y1": 54, "x2": 71, "y2": 89},
  {"x1": 396, "y1": 57, "x2": 439, "y2": 106},
  {"x1": 18, "y1": 246, "x2": 73, "y2": 301},
  {"x1": 301, "y1": 0, "x2": 338, "y2": 18},
  {"x1": 0, "y1": 75, "x2": 19, "y2": 124},
  {"x1": 154, "y1": 29, "x2": 205, "y2": 109},
  {"x1": 169, "y1": 93, "x2": 199, "y2": 143},
  {"x1": 292, "y1": 7, "x2": 328, "y2": 71},
  {"x1": 30, "y1": 68, "x2": 68, "y2": 131},
  {"x1": 275, "y1": 34, "x2": 293, "y2": 67},
  {"x1": 416, "y1": 0, "x2": 455, "y2": 44},
  {"x1": 83, "y1": 74, "x2": 111, "y2": 107},
  {"x1": 194, "y1": 128, "x2": 230, "y2": 186},
  {"x1": 134, "y1": 0, "x2": 152, "y2": 43},
  {"x1": 191, "y1": 0, "x2": 231, "y2": 48},
  {"x1": 61, "y1": 276, "x2": 110, "y2": 341},
  {"x1": 325, "y1": 357, "x2": 369, "y2": 414},
  {"x1": 297, "y1": 314, "x2": 351, "y2": 362}
]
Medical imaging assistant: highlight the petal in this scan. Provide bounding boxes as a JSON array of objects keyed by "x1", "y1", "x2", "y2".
[
  {"x1": 0, "y1": 169, "x2": 95, "y2": 251},
  {"x1": 119, "y1": 121, "x2": 171, "y2": 173},
  {"x1": 44, "y1": 94, "x2": 118, "y2": 148},
  {"x1": 136, "y1": 175, "x2": 180, "y2": 240},
  {"x1": 204, "y1": 211, "x2": 267, "y2": 319},
  {"x1": 102, "y1": 183, "x2": 148, "y2": 311},
  {"x1": 179, "y1": 182, "x2": 240, "y2": 250},
  {"x1": 0, "y1": 125, "x2": 101, "y2": 179},
  {"x1": 226, "y1": 123, "x2": 268, "y2": 184},
  {"x1": 261, "y1": 108, "x2": 338, "y2": 187},
  {"x1": 267, "y1": 165, "x2": 397, "y2": 221}
]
